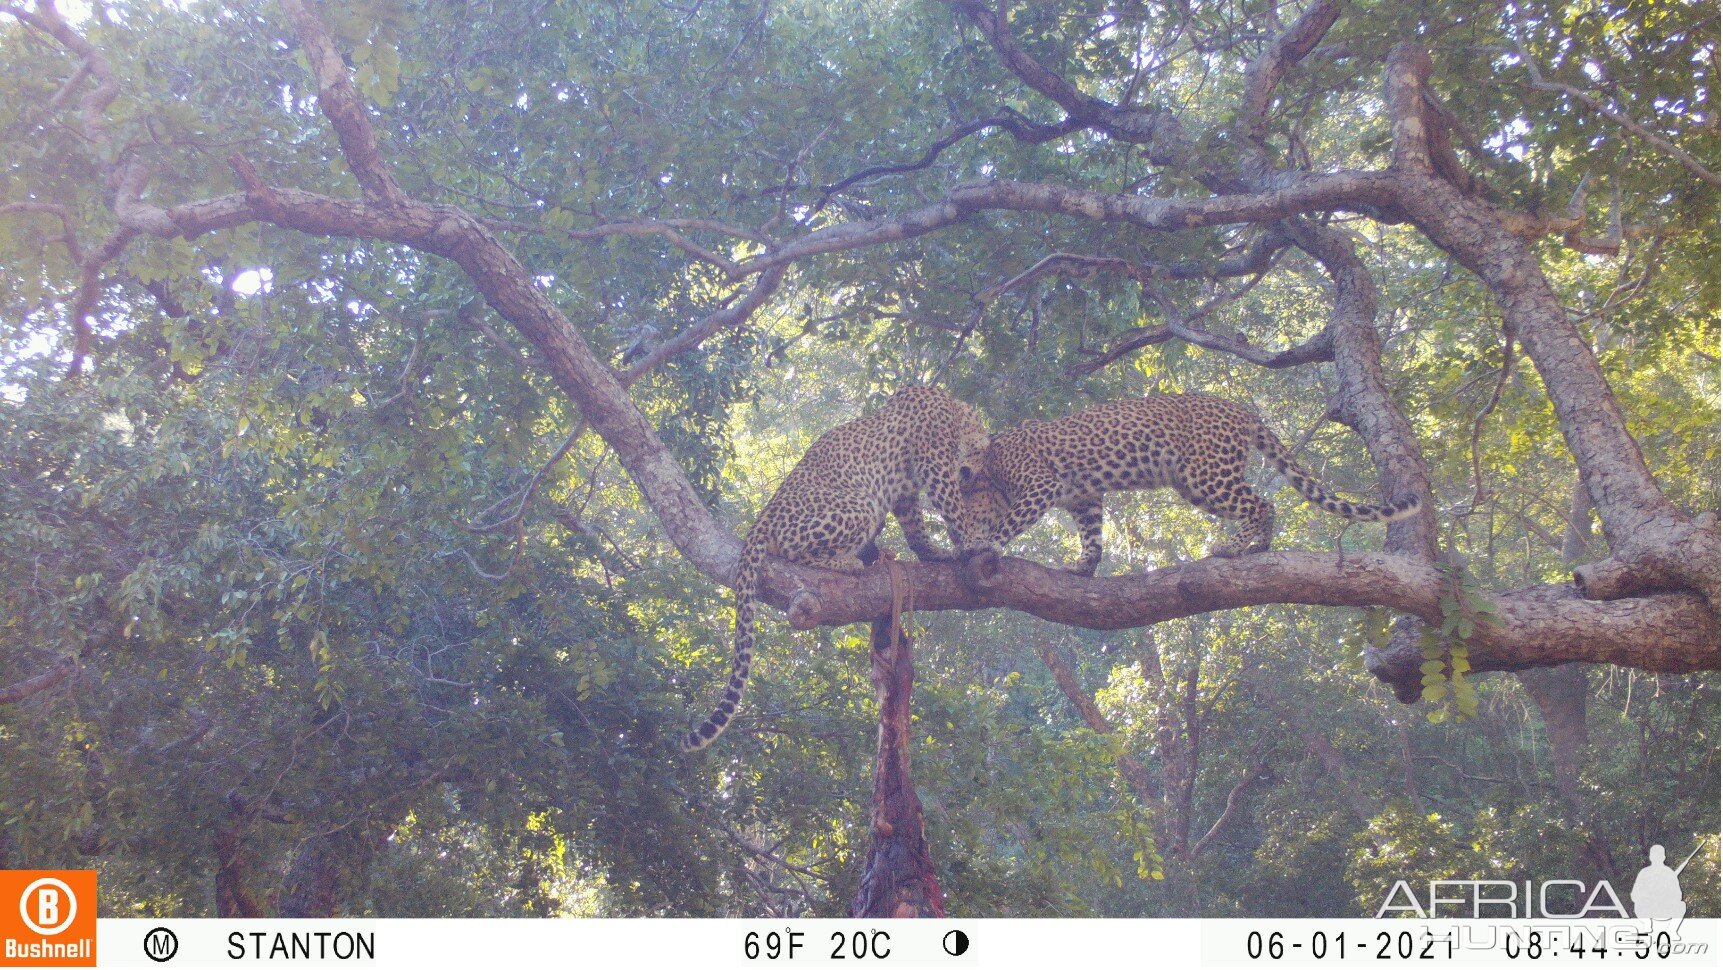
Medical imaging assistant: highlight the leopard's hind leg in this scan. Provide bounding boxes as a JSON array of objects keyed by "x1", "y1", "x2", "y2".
[
  {"x1": 1180, "y1": 449, "x2": 1276, "y2": 558},
  {"x1": 792, "y1": 494, "x2": 883, "y2": 572}
]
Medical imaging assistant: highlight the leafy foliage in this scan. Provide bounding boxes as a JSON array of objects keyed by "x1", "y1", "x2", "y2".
[{"x1": 0, "y1": 0, "x2": 1715, "y2": 917}]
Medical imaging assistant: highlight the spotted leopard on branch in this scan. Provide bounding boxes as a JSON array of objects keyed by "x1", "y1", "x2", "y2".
[
  {"x1": 962, "y1": 394, "x2": 1420, "y2": 575},
  {"x1": 680, "y1": 386, "x2": 991, "y2": 752}
]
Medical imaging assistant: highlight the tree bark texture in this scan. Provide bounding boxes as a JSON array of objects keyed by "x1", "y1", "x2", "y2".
[
  {"x1": 850, "y1": 617, "x2": 944, "y2": 919},
  {"x1": 214, "y1": 822, "x2": 265, "y2": 919}
]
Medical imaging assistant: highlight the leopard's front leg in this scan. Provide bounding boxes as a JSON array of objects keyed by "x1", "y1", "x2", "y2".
[
  {"x1": 972, "y1": 485, "x2": 1059, "y2": 558},
  {"x1": 892, "y1": 495, "x2": 954, "y2": 562},
  {"x1": 1063, "y1": 496, "x2": 1105, "y2": 576}
]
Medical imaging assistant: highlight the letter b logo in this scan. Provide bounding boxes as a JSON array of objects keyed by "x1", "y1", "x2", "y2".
[{"x1": 19, "y1": 878, "x2": 75, "y2": 936}]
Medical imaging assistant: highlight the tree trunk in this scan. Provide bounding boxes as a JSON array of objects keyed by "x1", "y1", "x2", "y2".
[
  {"x1": 214, "y1": 823, "x2": 265, "y2": 918},
  {"x1": 277, "y1": 824, "x2": 390, "y2": 918},
  {"x1": 277, "y1": 832, "x2": 350, "y2": 918},
  {"x1": 1517, "y1": 665, "x2": 1590, "y2": 812},
  {"x1": 850, "y1": 616, "x2": 944, "y2": 918}
]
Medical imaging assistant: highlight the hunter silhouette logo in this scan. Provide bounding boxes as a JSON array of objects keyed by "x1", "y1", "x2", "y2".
[
  {"x1": 1375, "y1": 838, "x2": 1713, "y2": 925},
  {"x1": 0, "y1": 871, "x2": 95, "y2": 967},
  {"x1": 1630, "y1": 843, "x2": 1700, "y2": 931}
]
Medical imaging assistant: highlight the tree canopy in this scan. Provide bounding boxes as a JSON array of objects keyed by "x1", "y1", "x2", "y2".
[{"x1": 1, "y1": 0, "x2": 1716, "y2": 917}]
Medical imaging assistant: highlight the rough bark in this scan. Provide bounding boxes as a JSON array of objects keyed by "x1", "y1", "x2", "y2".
[
  {"x1": 277, "y1": 824, "x2": 390, "y2": 919},
  {"x1": 955, "y1": 552, "x2": 1710, "y2": 680},
  {"x1": 214, "y1": 823, "x2": 264, "y2": 918},
  {"x1": 850, "y1": 617, "x2": 944, "y2": 919},
  {"x1": 1277, "y1": 218, "x2": 1438, "y2": 559},
  {"x1": 1239, "y1": 0, "x2": 1347, "y2": 146},
  {"x1": 277, "y1": 833, "x2": 347, "y2": 919},
  {"x1": 1140, "y1": 639, "x2": 1200, "y2": 858}
]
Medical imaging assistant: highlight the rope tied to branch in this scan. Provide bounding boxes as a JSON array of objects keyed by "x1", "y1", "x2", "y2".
[{"x1": 881, "y1": 551, "x2": 915, "y2": 652}]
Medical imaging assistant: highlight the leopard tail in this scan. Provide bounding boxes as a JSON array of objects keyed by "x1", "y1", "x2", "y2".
[
  {"x1": 680, "y1": 539, "x2": 765, "y2": 752},
  {"x1": 1253, "y1": 424, "x2": 1420, "y2": 523}
]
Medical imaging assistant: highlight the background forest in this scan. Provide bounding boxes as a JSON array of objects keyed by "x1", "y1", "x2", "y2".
[{"x1": 0, "y1": 0, "x2": 1717, "y2": 917}]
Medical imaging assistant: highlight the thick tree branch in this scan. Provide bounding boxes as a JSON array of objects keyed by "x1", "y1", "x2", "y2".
[
  {"x1": 735, "y1": 173, "x2": 1402, "y2": 278},
  {"x1": 1239, "y1": 0, "x2": 1345, "y2": 144},
  {"x1": 1383, "y1": 44, "x2": 1719, "y2": 606},
  {"x1": 772, "y1": 553, "x2": 1716, "y2": 685},
  {"x1": 278, "y1": 0, "x2": 406, "y2": 205},
  {"x1": 1279, "y1": 218, "x2": 1437, "y2": 559},
  {"x1": 0, "y1": 1, "x2": 119, "y2": 150}
]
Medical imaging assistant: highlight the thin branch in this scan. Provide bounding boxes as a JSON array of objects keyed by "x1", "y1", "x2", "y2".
[
  {"x1": 665, "y1": 782, "x2": 834, "y2": 884},
  {"x1": 1461, "y1": 331, "x2": 1516, "y2": 515},
  {"x1": 1190, "y1": 757, "x2": 1271, "y2": 858},
  {"x1": 975, "y1": 233, "x2": 1288, "y2": 306},
  {"x1": 1512, "y1": 49, "x2": 1719, "y2": 188},
  {"x1": 0, "y1": 202, "x2": 84, "y2": 262},
  {"x1": 1067, "y1": 247, "x2": 1325, "y2": 376},
  {"x1": 618, "y1": 264, "x2": 789, "y2": 382},
  {"x1": 484, "y1": 216, "x2": 772, "y2": 275},
  {"x1": 465, "y1": 421, "x2": 586, "y2": 534},
  {"x1": 815, "y1": 111, "x2": 1084, "y2": 208},
  {"x1": 948, "y1": 0, "x2": 1188, "y2": 164}
]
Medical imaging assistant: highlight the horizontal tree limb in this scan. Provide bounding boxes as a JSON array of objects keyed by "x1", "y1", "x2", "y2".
[
  {"x1": 758, "y1": 551, "x2": 1716, "y2": 687},
  {"x1": 733, "y1": 172, "x2": 1402, "y2": 278}
]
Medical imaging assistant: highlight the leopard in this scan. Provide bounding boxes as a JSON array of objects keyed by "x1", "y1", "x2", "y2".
[
  {"x1": 680, "y1": 385, "x2": 991, "y2": 752},
  {"x1": 961, "y1": 393, "x2": 1420, "y2": 575}
]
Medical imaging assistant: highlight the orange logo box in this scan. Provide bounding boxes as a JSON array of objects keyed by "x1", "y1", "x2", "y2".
[{"x1": 0, "y1": 872, "x2": 96, "y2": 968}]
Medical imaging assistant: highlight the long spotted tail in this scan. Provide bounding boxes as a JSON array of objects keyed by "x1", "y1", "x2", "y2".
[
  {"x1": 1253, "y1": 424, "x2": 1420, "y2": 523},
  {"x1": 681, "y1": 543, "x2": 765, "y2": 753}
]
